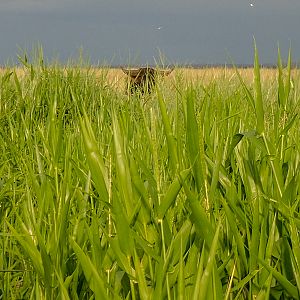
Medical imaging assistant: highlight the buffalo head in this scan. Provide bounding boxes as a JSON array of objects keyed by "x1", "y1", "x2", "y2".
[{"x1": 122, "y1": 67, "x2": 173, "y2": 94}]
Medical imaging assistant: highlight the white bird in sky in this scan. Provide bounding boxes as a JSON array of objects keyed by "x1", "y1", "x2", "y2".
[{"x1": 250, "y1": 3, "x2": 254, "y2": 7}]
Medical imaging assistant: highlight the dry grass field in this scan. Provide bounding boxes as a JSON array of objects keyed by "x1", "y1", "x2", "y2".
[
  {"x1": 3, "y1": 66, "x2": 299, "y2": 86},
  {"x1": 97, "y1": 67, "x2": 284, "y2": 86}
]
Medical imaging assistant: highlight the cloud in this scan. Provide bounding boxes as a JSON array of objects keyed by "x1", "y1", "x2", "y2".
[{"x1": 0, "y1": 0, "x2": 82, "y2": 13}]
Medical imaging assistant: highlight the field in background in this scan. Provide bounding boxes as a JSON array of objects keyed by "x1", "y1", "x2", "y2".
[
  {"x1": 1, "y1": 55, "x2": 300, "y2": 299},
  {"x1": 2, "y1": 66, "x2": 300, "y2": 87}
]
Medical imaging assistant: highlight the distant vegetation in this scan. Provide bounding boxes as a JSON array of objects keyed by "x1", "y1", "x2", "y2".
[{"x1": 0, "y1": 47, "x2": 300, "y2": 299}]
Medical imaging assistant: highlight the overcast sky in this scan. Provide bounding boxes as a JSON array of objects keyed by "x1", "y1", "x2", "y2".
[{"x1": 0, "y1": 0, "x2": 299, "y2": 66}]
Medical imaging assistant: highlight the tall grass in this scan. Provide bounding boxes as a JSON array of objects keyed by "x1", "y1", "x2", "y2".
[{"x1": 0, "y1": 49, "x2": 300, "y2": 299}]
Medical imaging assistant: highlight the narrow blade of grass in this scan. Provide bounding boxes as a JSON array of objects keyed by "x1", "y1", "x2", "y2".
[
  {"x1": 157, "y1": 89, "x2": 178, "y2": 173},
  {"x1": 277, "y1": 46, "x2": 286, "y2": 108},
  {"x1": 258, "y1": 257, "x2": 299, "y2": 299},
  {"x1": 186, "y1": 87, "x2": 206, "y2": 194},
  {"x1": 198, "y1": 222, "x2": 221, "y2": 300},
  {"x1": 70, "y1": 239, "x2": 109, "y2": 300},
  {"x1": 253, "y1": 41, "x2": 265, "y2": 134},
  {"x1": 157, "y1": 169, "x2": 190, "y2": 219},
  {"x1": 79, "y1": 110, "x2": 109, "y2": 203}
]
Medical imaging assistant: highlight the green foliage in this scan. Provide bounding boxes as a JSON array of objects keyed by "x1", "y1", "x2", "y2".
[{"x1": 1, "y1": 48, "x2": 300, "y2": 299}]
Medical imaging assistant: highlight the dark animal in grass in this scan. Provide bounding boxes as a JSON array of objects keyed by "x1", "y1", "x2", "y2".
[{"x1": 122, "y1": 67, "x2": 173, "y2": 94}]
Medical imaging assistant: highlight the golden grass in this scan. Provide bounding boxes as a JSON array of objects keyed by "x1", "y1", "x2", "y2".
[
  {"x1": 97, "y1": 67, "x2": 299, "y2": 86},
  {"x1": 1, "y1": 66, "x2": 299, "y2": 88}
]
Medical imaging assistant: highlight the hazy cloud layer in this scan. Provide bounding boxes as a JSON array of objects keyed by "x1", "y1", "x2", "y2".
[{"x1": 0, "y1": 0, "x2": 299, "y2": 65}]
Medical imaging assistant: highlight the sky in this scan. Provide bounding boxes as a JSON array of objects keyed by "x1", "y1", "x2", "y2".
[{"x1": 0, "y1": 0, "x2": 299, "y2": 66}]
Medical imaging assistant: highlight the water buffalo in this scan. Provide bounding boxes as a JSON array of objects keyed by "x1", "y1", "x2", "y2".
[{"x1": 122, "y1": 67, "x2": 173, "y2": 94}]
